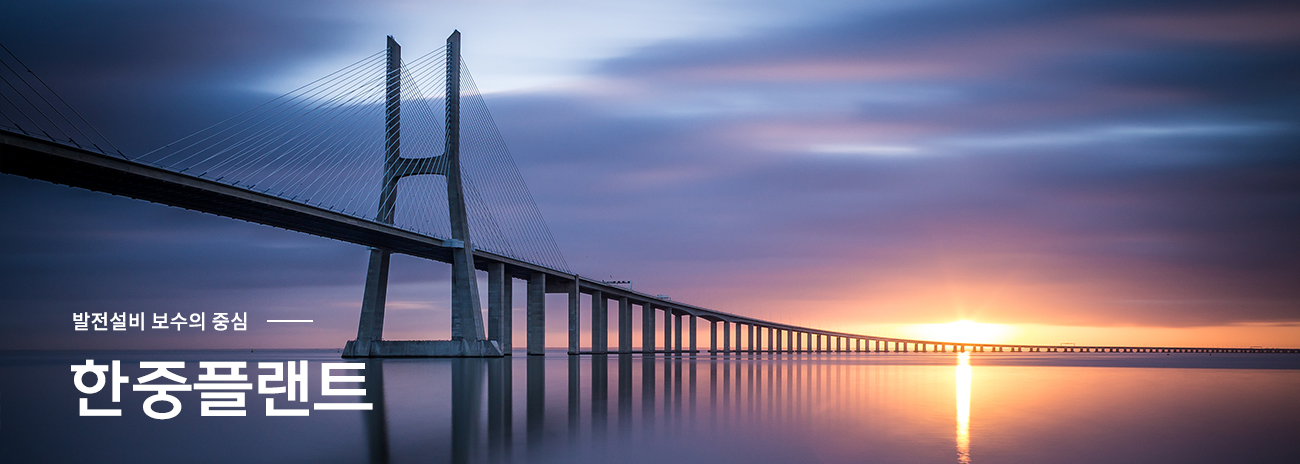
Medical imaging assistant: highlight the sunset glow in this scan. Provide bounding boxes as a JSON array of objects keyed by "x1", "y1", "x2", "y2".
[{"x1": 903, "y1": 320, "x2": 1015, "y2": 345}]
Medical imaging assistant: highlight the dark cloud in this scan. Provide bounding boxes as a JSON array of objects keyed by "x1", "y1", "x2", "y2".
[
  {"x1": 1, "y1": 0, "x2": 364, "y2": 153},
  {"x1": 497, "y1": 0, "x2": 1300, "y2": 328}
]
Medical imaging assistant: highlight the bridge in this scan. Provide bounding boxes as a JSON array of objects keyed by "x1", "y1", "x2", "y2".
[{"x1": 2, "y1": 34, "x2": 1294, "y2": 356}]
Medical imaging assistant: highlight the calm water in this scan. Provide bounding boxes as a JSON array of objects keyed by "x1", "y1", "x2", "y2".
[{"x1": 2, "y1": 350, "x2": 1298, "y2": 463}]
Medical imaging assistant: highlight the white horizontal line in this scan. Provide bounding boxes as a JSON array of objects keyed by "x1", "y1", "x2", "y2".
[
  {"x1": 313, "y1": 403, "x2": 372, "y2": 410},
  {"x1": 265, "y1": 320, "x2": 313, "y2": 323}
]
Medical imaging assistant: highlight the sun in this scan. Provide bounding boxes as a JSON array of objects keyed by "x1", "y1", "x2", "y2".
[{"x1": 905, "y1": 319, "x2": 1013, "y2": 344}]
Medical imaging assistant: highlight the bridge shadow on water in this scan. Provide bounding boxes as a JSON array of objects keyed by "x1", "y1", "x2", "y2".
[{"x1": 361, "y1": 353, "x2": 980, "y2": 464}]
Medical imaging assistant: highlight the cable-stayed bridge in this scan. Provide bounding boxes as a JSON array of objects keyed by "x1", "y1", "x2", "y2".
[{"x1": 2, "y1": 33, "x2": 1294, "y2": 356}]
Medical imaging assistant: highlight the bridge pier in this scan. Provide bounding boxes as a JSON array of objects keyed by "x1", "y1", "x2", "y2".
[
  {"x1": 665, "y1": 308, "x2": 675, "y2": 355},
  {"x1": 619, "y1": 297, "x2": 632, "y2": 354},
  {"x1": 743, "y1": 323, "x2": 754, "y2": 353},
  {"x1": 642, "y1": 303, "x2": 655, "y2": 355},
  {"x1": 527, "y1": 273, "x2": 545, "y2": 355},
  {"x1": 723, "y1": 321, "x2": 731, "y2": 354},
  {"x1": 568, "y1": 277, "x2": 580, "y2": 355},
  {"x1": 748, "y1": 325, "x2": 755, "y2": 354},
  {"x1": 592, "y1": 290, "x2": 607, "y2": 355},
  {"x1": 674, "y1": 312, "x2": 684, "y2": 355},
  {"x1": 488, "y1": 263, "x2": 512, "y2": 355},
  {"x1": 689, "y1": 315, "x2": 698, "y2": 356},
  {"x1": 710, "y1": 320, "x2": 717, "y2": 354},
  {"x1": 348, "y1": 248, "x2": 392, "y2": 357}
]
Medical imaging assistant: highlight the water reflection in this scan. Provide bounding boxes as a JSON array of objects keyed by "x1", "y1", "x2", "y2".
[
  {"x1": 358, "y1": 353, "x2": 974, "y2": 463},
  {"x1": 957, "y1": 352, "x2": 972, "y2": 464},
  {"x1": 3, "y1": 351, "x2": 1298, "y2": 463}
]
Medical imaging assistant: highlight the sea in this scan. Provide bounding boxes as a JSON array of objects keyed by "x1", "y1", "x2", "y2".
[{"x1": 2, "y1": 349, "x2": 1298, "y2": 463}]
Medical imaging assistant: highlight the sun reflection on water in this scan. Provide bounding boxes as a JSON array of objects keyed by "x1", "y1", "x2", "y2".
[{"x1": 957, "y1": 351, "x2": 972, "y2": 464}]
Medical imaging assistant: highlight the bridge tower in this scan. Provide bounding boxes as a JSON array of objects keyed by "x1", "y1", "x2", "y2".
[{"x1": 344, "y1": 31, "x2": 501, "y2": 357}]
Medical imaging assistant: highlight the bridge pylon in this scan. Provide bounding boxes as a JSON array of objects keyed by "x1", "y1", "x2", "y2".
[{"x1": 344, "y1": 31, "x2": 502, "y2": 357}]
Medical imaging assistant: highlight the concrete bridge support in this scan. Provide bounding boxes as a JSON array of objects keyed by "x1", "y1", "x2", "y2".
[
  {"x1": 619, "y1": 297, "x2": 632, "y2": 354},
  {"x1": 591, "y1": 290, "x2": 607, "y2": 355},
  {"x1": 664, "y1": 308, "x2": 674, "y2": 355},
  {"x1": 642, "y1": 303, "x2": 655, "y2": 355},
  {"x1": 748, "y1": 325, "x2": 756, "y2": 354},
  {"x1": 710, "y1": 320, "x2": 718, "y2": 354},
  {"x1": 568, "y1": 277, "x2": 580, "y2": 355},
  {"x1": 488, "y1": 263, "x2": 512, "y2": 355},
  {"x1": 689, "y1": 315, "x2": 698, "y2": 355},
  {"x1": 674, "y1": 313, "x2": 684, "y2": 355},
  {"x1": 527, "y1": 273, "x2": 545, "y2": 355},
  {"x1": 344, "y1": 33, "x2": 500, "y2": 358},
  {"x1": 723, "y1": 321, "x2": 731, "y2": 354}
]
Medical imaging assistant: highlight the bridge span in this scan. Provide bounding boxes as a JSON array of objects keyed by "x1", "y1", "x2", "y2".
[
  {"x1": 6, "y1": 130, "x2": 1296, "y2": 356},
  {"x1": 3, "y1": 33, "x2": 1294, "y2": 357}
]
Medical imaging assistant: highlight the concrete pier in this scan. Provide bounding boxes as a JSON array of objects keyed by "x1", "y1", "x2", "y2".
[
  {"x1": 748, "y1": 325, "x2": 756, "y2": 354},
  {"x1": 488, "y1": 263, "x2": 511, "y2": 355},
  {"x1": 591, "y1": 290, "x2": 606, "y2": 355},
  {"x1": 568, "y1": 277, "x2": 579, "y2": 355},
  {"x1": 642, "y1": 303, "x2": 655, "y2": 355},
  {"x1": 674, "y1": 313, "x2": 684, "y2": 355},
  {"x1": 710, "y1": 320, "x2": 718, "y2": 354},
  {"x1": 689, "y1": 315, "x2": 697, "y2": 355},
  {"x1": 723, "y1": 321, "x2": 731, "y2": 354},
  {"x1": 618, "y1": 297, "x2": 632, "y2": 354},
  {"x1": 663, "y1": 308, "x2": 673, "y2": 355},
  {"x1": 527, "y1": 272, "x2": 545, "y2": 355}
]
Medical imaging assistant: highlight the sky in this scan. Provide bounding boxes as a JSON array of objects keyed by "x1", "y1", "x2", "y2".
[{"x1": 2, "y1": 0, "x2": 1298, "y2": 349}]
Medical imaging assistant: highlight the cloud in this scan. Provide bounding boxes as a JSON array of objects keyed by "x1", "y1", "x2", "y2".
[
  {"x1": 494, "y1": 0, "x2": 1300, "y2": 328},
  {"x1": 2, "y1": 0, "x2": 1298, "y2": 350}
]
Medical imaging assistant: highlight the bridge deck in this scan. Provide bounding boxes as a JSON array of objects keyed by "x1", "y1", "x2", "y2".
[{"x1": 4, "y1": 130, "x2": 1295, "y2": 355}]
